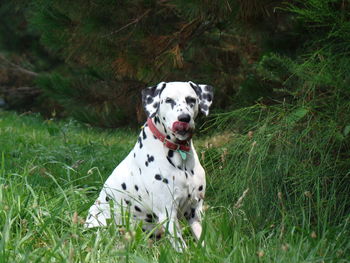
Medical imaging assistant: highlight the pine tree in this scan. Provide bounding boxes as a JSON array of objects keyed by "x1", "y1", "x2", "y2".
[
  {"x1": 0, "y1": 0, "x2": 59, "y2": 112},
  {"x1": 28, "y1": 0, "x2": 278, "y2": 126}
]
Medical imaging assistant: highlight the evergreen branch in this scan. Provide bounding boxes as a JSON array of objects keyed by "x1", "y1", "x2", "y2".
[
  {"x1": 154, "y1": 19, "x2": 201, "y2": 57},
  {"x1": 0, "y1": 54, "x2": 38, "y2": 78},
  {"x1": 153, "y1": 19, "x2": 213, "y2": 70},
  {"x1": 102, "y1": 9, "x2": 151, "y2": 38}
]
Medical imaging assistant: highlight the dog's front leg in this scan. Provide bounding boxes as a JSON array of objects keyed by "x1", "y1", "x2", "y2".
[
  {"x1": 158, "y1": 212, "x2": 186, "y2": 252},
  {"x1": 188, "y1": 203, "x2": 205, "y2": 246},
  {"x1": 189, "y1": 220, "x2": 204, "y2": 246}
]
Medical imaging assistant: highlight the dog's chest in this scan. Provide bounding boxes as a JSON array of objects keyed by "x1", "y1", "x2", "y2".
[
  {"x1": 150, "y1": 161, "x2": 200, "y2": 212},
  {"x1": 132, "y1": 128, "x2": 203, "y2": 206}
]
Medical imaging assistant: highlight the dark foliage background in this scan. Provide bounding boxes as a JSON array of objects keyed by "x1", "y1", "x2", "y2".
[
  {"x1": 1, "y1": 0, "x2": 291, "y2": 126},
  {"x1": 1, "y1": 1, "x2": 348, "y2": 127}
]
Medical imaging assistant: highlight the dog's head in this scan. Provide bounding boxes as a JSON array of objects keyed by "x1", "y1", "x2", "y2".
[{"x1": 142, "y1": 81, "x2": 213, "y2": 141}]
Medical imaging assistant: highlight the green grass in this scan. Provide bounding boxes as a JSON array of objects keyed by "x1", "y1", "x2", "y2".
[{"x1": 0, "y1": 110, "x2": 349, "y2": 262}]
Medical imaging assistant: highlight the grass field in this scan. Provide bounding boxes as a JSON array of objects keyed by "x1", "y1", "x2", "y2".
[{"x1": 0, "y1": 110, "x2": 349, "y2": 262}]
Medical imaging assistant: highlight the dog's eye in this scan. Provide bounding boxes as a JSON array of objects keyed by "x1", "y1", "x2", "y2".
[
  {"x1": 186, "y1": 97, "x2": 196, "y2": 105},
  {"x1": 165, "y1": 98, "x2": 175, "y2": 104}
]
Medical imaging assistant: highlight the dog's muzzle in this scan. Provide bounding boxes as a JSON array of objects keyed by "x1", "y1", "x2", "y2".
[{"x1": 172, "y1": 121, "x2": 192, "y2": 136}]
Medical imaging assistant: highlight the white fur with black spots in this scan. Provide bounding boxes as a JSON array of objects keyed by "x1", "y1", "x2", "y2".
[{"x1": 85, "y1": 81, "x2": 213, "y2": 251}]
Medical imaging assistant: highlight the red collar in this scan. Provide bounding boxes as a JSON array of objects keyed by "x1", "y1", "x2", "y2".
[{"x1": 147, "y1": 118, "x2": 191, "y2": 152}]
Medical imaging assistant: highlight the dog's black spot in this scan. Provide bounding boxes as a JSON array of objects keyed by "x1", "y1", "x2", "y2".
[
  {"x1": 199, "y1": 185, "x2": 203, "y2": 191},
  {"x1": 154, "y1": 87, "x2": 161, "y2": 96},
  {"x1": 191, "y1": 170, "x2": 194, "y2": 175},
  {"x1": 105, "y1": 196, "x2": 110, "y2": 202},
  {"x1": 138, "y1": 195, "x2": 142, "y2": 201},
  {"x1": 133, "y1": 152, "x2": 136, "y2": 158},
  {"x1": 124, "y1": 199, "x2": 131, "y2": 205},
  {"x1": 166, "y1": 135, "x2": 171, "y2": 140},
  {"x1": 155, "y1": 174, "x2": 162, "y2": 180},
  {"x1": 121, "y1": 183, "x2": 127, "y2": 190},
  {"x1": 153, "y1": 135, "x2": 157, "y2": 139},
  {"x1": 138, "y1": 136, "x2": 143, "y2": 149},
  {"x1": 185, "y1": 172, "x2": 188, "y2": 178},
  {"x1": 163, "y1": 117, "x2": 166, "y2": 121},
  {"x1": 191, "y1": 208, "x2": 195, "y2": 218},
  {"x1": 167, "y1": 157, "x2": 175, "y2": 167},
  {"x1": 146, "y1": 189, "x2": 149, "y2": 195},
  {"x1": 147, "y1": 154, "x2": 154, "y2": 163},
  {"x1": 135, "y1": 185, "x2": 139, "y2": 191},
  {"x1": 145, "y1": 213, "x2": 157, "y2": 223},
  {"x1": 185, "y1": 167, "x2": 187, "y2": 171},
  {"x1": 168, "y1": 150, "x2": 174, "y2": 158},
  {"x1": 145, "y1": 154, "x2": 154, "y2": 166},
  {"x1": 154, "y1": 116, "x2": 160, "y2": 124},
  {"x1": 146, "y1": 96, "x2": 153, "y2": 104},
  {"x1": 162, "y1": 123, "x2": 167, "y2": 133},
  {"x1": 189, "y1": 82, "x2": 201, "y2": 96},
  {"x1": 88, "y1": 214, "x2": 92, "y2": 219},
  {"x1": 163, "y1": 178, "x2": 168, "y2": 184},
  {"x1": 153, "y1": 102, "x2": 159, "y2": 109},
  {"x1": 199, "y1": 102, "x2": 209, "y2": 111},
  {"x1": 186, "y1": 97, "x2": 195, "y2": 103},
  {"x1": 135, "y1": 206, "x2": 142, "y2": 212},
  {"x1": 154, "y1": 83, "x2": 166, "y2": 96},
  {"x1": 143, "y1": 94, "x2": 156, "y2": 117},
  {"x1": 143, "y1": 85, "x2": 156, "y2": 97},
  {"x1": 142, "y1": 128, "x2": 147, "y2": 140},
  {"x1": 202, "y1": 93, "x2": 212, "y2": 102},
  {"x1": 145, "y1": 217, "x2": 153, "y2": 223},
  {"x1": 204, "y1": 85, "x2": 214, "y2": 93},
  {"x1": 188, "y1": 194, "x2": 191, "y2": 198},
  {"x1": 139, "y1": 168, "x2": 142, "y2": 174},
  {"x1": 165, "y1": 98, "x2": 176, "y2": 109},
  {"x1": 177, "y1": 165, "x2": 182, "y2": 170}
]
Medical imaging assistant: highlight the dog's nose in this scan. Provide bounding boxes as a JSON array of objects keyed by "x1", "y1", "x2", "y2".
[{"x1": 178, "y1": 114, "x2": 191, "y2": 123}]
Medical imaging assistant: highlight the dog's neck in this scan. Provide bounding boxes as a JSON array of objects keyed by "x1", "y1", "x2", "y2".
[{"x1": 143, "y1": 116, "x2": 194, "y2": 169}]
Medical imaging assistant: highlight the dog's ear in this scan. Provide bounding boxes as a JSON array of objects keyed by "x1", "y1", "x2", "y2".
[
  {"x1": 189, "y1": 81, "x2": 214, "y2": 116},
  {"x1": 142, "y1": 82, "x2": 167, "y2": 118}
]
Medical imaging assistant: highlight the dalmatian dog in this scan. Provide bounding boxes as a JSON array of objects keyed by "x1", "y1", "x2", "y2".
[{"x1": 85, "y1": 81, "x2": 213, "y2": 250}]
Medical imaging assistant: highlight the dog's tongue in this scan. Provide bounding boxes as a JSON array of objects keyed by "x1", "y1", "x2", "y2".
[{"x1": 172, "y1": 121, "x2": 190, "y2": 132}]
